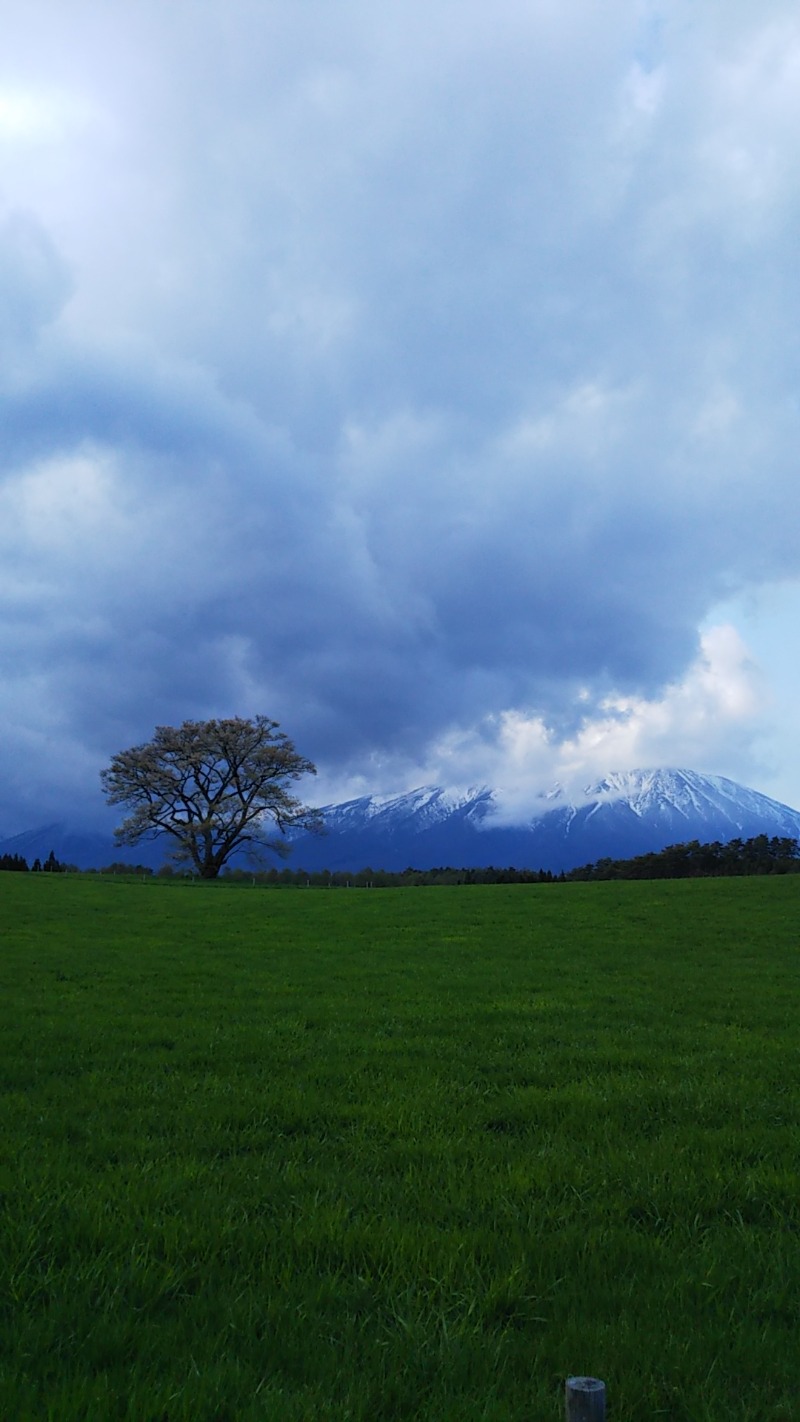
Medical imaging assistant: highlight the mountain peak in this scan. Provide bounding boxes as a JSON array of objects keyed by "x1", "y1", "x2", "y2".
[
  {"x1": 288, "y1": 768, "x2": 800, "y2": 872},
  {"x1": 3, "y1": 769, "x2": 798, "y2": 874}
]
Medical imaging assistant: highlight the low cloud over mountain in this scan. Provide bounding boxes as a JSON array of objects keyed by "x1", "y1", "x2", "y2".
[
  {"x1": 286, "y1": 769, "x2": 800, "y2": 873},
  {"x1": 6, "y1": 769, "x2": 800, "y2": 876}
]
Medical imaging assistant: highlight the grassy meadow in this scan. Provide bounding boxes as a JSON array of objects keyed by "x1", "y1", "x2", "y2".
[{"x1": 1, "y1": 873, "x2": 798, "y2": 1420}]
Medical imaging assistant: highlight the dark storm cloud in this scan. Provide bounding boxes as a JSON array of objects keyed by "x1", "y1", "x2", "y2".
[{"x1": 1, "y1": 0, "x2": 800, "y2": 827}]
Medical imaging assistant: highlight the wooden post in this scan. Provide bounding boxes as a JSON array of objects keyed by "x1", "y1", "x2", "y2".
[{"x1": 565, "y1": 1376, "x2": 606, "y2": 1421}]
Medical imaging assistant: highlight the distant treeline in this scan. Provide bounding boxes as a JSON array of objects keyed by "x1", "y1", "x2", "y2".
[
  {"x1": 0, "y1": 849, "x2": 71, "y2": 874},
  {"x1": 223, "y1": 833, "x2": 800, "y2": 884},
  {"x1": 223, "y1": 864, "x2": 561, "y2": 887},
  {"x1": 3, "y1": 834, "x2": 800, "y2": 882},
  {"x1": 565, "y1": 834, "x2": 800, "y2": 881},
  {"x1": 0, "y1": 855, "x2": 155, "y2": 875},
  {"x1": 228, "y1": 833, "x2": 800, "y2": 884}
]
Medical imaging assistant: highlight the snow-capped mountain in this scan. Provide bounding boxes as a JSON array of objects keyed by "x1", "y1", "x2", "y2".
[
  {"x1": 3, "y1": 769, "x2": 800, "y2": 873},
  {"x1": 285, "y1": 769, "x2": 800, "y2": 873},
  {"x1": 315, "y1": 785, "x2": 495, "y2": 835}
]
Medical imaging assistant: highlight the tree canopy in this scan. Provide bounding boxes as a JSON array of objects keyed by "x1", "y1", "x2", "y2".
[{"x1": 101, "y1": 716, "x2": 320, "y2": 878}]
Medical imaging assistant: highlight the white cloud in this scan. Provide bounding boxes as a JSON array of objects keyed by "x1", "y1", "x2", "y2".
[
  {"x1": 410, "y1": 624, "x2": 767, "y2": 823},
  {"x1": 498, "y1": 379, "x2": 637, "y2": 460},
  {"x1": 0, "y1": 84, "x2": 100, "y2": 146},
  {"x1": 0, "y1": 446, "x2": 124, "y2": 555}
]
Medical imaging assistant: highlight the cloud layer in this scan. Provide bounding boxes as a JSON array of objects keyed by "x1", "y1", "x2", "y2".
[{"x1": 2, "y1": 1, "x2": 800, "y2": 829}]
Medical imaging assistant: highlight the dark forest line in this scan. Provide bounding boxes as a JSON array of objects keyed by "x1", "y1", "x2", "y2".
[{"x1": 4, "y1": 832, "x2": 799, "y2": 885}]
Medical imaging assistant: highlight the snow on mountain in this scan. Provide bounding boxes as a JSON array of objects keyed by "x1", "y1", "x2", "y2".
[
  {"x1": 319, "y1": 785, "x2": 494, "y2": 832},
  {"x1": 286, "y1": 768, "x2": 800, "y2": 873},
  {"x1": 572, "y1": 768, "x2": 800, "y2": 837},
  {"x1": 3, "y1": 769, "x2": 799, "y2": 873}
]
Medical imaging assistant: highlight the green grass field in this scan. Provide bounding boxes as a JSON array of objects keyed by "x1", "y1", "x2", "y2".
[{"x1": 2, "y1": 873, "x2": 798, "y2": 1420}]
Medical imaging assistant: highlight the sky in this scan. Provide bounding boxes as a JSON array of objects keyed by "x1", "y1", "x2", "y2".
[{"x1": 2, "y1": 0, "x2": 800, "y2": 833}]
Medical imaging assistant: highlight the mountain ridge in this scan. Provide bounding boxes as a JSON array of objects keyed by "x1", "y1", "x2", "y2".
[
  {"x1": 286, "y1": 768, "x2": 800, "y2": 873},
  {"x1": 3, "y1": 769, "x2": 800, "y2": 874}
]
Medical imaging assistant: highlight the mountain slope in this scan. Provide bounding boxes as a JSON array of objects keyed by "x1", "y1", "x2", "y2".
[
  {"x1": 0, "y1": 822, "x2": 165, "y2": 871},
  {"x1": 3, "y1": 769, "x2": 800, "y2": 873},
  {"x1": 286, "y1": 769, "x2": 800, "y2": 873}
]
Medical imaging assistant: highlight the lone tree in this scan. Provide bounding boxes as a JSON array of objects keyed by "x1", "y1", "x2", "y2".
[{"x1": 101, "y1": 716, "x2": 321, "y2": 879}]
